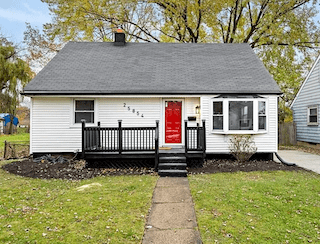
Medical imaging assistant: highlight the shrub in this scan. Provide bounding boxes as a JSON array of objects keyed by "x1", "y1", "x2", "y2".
[{"x1": 229, "y1": 135, "x2": 257, "y2": 163}]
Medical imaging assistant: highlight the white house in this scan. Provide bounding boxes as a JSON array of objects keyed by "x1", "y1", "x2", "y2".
[
  {"x1": 291, "y1": 54, "x2": 320, "y2": 144},
  {"x1": 23, "y1": 32, "x2": 281, "y2": 175}
]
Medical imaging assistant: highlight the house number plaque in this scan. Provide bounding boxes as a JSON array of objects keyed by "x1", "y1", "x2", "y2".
[{"x1": 123, "y1": 103, "x2": 144, "y2": 117}]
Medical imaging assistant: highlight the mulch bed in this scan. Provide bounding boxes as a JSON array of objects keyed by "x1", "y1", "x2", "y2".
[
  {"x1": 187, "y1": 159, "x2": 303, "y2": 174},
  {"x1": 1, "y1": 157, "x2": 303, "y2": 180},
  {"x1": 1, "y1": 158, "x2": 156, "y2": 180}
]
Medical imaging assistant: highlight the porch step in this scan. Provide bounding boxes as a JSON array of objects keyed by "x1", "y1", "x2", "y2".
[
  {"x1": 159, "y1": 156, "x2": 186, "y2": 163},
  {"x1": 158, "y1": 155, "x2": 187, "y2": 177},
  {"x1": 158, "y1": 163, "x2": 187, "y2": 170},
  {"x1": 158, "y1": 169, "x2": 188, "y2": 177}
]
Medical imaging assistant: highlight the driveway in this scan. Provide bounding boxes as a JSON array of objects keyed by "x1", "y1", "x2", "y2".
[{"x1": 275, "y1": 150, "x2": 320, "y2": 174}]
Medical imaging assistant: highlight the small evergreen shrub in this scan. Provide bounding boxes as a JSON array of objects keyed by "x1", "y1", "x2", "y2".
[{"x1": 229, "y1": 135, "x2": 257, "y2": 163}]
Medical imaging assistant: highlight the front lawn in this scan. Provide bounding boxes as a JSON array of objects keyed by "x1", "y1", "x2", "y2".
[
  {"x1": 0, "y1": 160, "x2": 157, "y2": 243},
  {"x1": 189, "y1": 171, "x2": 320, "y2": 243}
]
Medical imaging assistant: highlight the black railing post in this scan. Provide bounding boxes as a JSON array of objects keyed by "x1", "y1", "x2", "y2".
[
  {"x1": 202, "y1": 119, "x2": 206, "y2": 157},
  {"x1": 118, "y1": 120, "x2": 122, "y2": 154},
  {"x1": 155, "y1": 120, "x2": 159, "y2": 170},
  {"x1": 97, "y1": 121, "x2": 101, "y2": 149},
  {"x1": 197, "y1": 122, "x2": 200, "y2": 150},
  {"x1": 81, "y1": 120, "x2": 86, "y2": 159},
  {"x1": 184, "y1": 120, "x2": 188, "y2": 155}
]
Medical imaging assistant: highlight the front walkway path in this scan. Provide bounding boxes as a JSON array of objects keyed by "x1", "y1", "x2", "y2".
[
  {"x1": 142, "y1": 177, "x2": 202, "y2": 244},
  {"x1": 275, "y1": 150, "x2": 320, "y2": 174}
]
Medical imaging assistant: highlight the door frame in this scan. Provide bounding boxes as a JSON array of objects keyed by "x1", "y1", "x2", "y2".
[{"x1": 162, "y1": 98, "x2": 185, "y2": 147}]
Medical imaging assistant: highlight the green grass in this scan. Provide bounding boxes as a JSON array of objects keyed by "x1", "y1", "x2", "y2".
[
  {"x1": 0, "y1": 133, "x2": 29, "y2": 158},
  {"x1": 0, "y1": 160, "x2": 158, "y2": 243},
  {"x1": 189, "y1": 171, "x2": 320, "y2": 243}
]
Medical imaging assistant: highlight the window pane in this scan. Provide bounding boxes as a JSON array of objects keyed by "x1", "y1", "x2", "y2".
[
  {"x1": 310, "y1": 108, "x2": 317, "y2": 116},
  {"x1": 213, "y1": 102, "x2": 223, "y2": 115},
  {"x1": 213, "y1": 116, "x2": 223, "y2": 130},
  {"x1": 75, "y1": 112, "x2": 94, "y2": 123},
  {"x1": 259, "y1": 116, "x2": 266, "y2": 130},
  {"x1": 259, "y1": 101, "x2": 266, "y2": 115},
  {"x1": 229, "y1": 101, "x2": 253, "y2": 130},
  {"x1": 76, "y1": 100, "x2": 94, "y2": 111},
  {"x1": 310, "y1": 115, "x2": 317, "y2": 123}
]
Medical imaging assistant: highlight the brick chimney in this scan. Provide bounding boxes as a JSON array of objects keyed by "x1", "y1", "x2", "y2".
[{"x1": 114, "y1": 29, "x2": 125, "y2": 46}]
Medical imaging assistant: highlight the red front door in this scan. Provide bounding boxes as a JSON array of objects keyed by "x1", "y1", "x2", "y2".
[{"x1": 165, "y1": 101, "x2": 182, "y2": 143}]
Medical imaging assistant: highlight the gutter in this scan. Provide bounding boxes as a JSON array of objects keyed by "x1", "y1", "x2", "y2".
[
  {"x1": 274, "y1": 152, "x2": 296, "y2": 166},
  {"x1": 21, "y1": 91, "x2": 283, "y2": 96}
]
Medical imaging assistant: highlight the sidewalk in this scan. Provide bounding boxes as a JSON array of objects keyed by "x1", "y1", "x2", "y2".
[
  {"x1": 142, "y1": 177, "x2": 202, "y2": 244},
  {"x1": 275, "y1": 150, "x2": 320, "y2": 174}
]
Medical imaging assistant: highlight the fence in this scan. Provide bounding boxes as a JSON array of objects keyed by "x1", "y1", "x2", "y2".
[
  {"x1": 279, "y1": 122, "x2": 296, "y2": 146},
  {"x1": 3, "y1": 141, "x2": 30, "y2": 159}
]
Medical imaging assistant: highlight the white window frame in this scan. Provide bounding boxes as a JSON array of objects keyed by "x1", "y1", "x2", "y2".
[
  {"x1": 211, "y1": 97, "x2": 268, "y2": 134},
  {"x1": 258, "y1": 100, "x2": 267, "y2": 131},
  {"x1": 307, "y1": 105, "x2": 318, "y2": 126},
  {"x1": 73, "y1": 99, "x2": 96, "y2": 125},
  {"x1": 212, "y1": 100, "x2": 224, "y2": 131}
]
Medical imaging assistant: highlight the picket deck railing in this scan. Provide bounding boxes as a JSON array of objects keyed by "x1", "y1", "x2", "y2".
[{"x1": 81, "y1": 119, "x2": 205, "y2": 168}]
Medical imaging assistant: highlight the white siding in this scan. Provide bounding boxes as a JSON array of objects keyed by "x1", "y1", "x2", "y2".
[
  {"x1": 201, "y1": 95, "x2": 278, "y2": 153},
  {"x1": 31, "y1": 96, "x2": 200, "y2": 153},
  {"x1": 31, "y1": 95, "x2": 277, "y2": 154},
  {"x1": 31, "y1": 97, "x2": 79, "y2": 153}
]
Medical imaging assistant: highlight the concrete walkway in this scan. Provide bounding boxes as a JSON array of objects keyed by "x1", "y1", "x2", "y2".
[
  {"x1": 275, "y1": 150, "x2": 320, "y2": 174},
  {"x1": 142, "y1": 177, "x2": 202, "y2": 244}
]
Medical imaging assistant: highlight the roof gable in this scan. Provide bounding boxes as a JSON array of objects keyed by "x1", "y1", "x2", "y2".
[
  {"x1": 24, "y1": 42, "x2": 281, "y2": 95},
  {"x1": 291, "y1": 54, "x2": 320, "y2": 108}
]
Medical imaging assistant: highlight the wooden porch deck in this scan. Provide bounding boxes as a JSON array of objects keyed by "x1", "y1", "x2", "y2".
[{"x1": 81, "y1": 120, "x2": 206, "y2": 170}]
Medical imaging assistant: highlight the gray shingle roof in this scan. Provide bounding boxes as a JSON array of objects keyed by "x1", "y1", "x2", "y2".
[{"x1": 23, "y1": 42, "x2": 281, "y2": 95}]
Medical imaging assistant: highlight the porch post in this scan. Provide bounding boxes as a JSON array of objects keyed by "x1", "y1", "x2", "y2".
[
  {"x1": 118, "y1": 120, "x2": 122, "y2": 154},
  {"x1": 155, "y1": 120, "x2": 159, "y2": 170},
  {"x1": 97, "y1": 121, "x2": 101, "y2": 149},
  {"x1": 184, "y1": 120, "x2": 188, "y2": 155},
  {"x1": 202, "y1": 119, "x2": 206, "y2": 157},
  {"x1": 81, "y1": 120, "x2": 86, "y2": 159},
  {"x1": 197, "y1": 122, "x2": 200, "y2": 150}
]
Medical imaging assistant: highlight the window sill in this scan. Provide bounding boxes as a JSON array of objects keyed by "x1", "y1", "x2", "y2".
[
  {"x1": 307, "y1": 122, "x2": 319, "y2": 126},
  {"x1": 211, "y1": 130, "x2": 268, "y2": 135},
  {"x1": 70, "y1": 123, "x2": 96, "y2": 128}
]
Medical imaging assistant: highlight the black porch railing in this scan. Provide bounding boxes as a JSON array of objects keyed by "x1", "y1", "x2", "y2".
[
  {"x1": 81, "y1": 119, "x2": 205, "y2": 168},
  {"x1": 184, "y1": 120, "x2": 206, "y2": 156},
  {"x1": 82, "y1": 120, "x2": 159, "y2": 167}
]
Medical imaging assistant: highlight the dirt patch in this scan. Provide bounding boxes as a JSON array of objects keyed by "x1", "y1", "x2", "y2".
[
  {"x1": 187, "y1": 159, "x2": 303, "y2": 174},
  {"x1": 1, "y1": 159, "x2": 156, "y2": 180}
]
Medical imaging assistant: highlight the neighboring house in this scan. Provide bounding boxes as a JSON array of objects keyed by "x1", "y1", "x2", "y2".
[
  {"x1": 23, "y1": 32, "x2": 281, "y2": 173},
  {"x1": 291, "y1": 54, "x2": 320, "y2": 144},
  {"x1": 0, "y1": 113, "x2": 19, "y2": 134}
]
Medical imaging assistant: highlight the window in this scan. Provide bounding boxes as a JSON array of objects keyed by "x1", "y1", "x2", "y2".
[
  {"x1": 229, "y1": 101, "x2": 253, "y2": 130},
  {"x1": 211, "y1": 98, "x2": 267, "y2": 133},
  {"x1": 308, "y1": 106, "x2": 318, "y2": 125},
  {"x1": 75, "y1": 100, "x2": 94, "y2": 123},
  {"x1": 213, "y1": 102, "x2": 223, "y2": 130},
  {"x1": 258, "y1": 101, "x2": 266, "y2": 130}
]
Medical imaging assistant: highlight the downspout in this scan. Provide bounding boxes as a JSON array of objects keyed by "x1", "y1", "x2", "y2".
[{"x1": 274, "y1": 152, "x2": 296, "y2": 166}]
